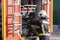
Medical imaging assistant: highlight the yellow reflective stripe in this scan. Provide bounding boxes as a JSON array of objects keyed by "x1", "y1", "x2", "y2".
[
  {"x1": 31, "y1": 24, "x2": 48, "y2": 36},
  {"x1": 42, "y1": 24, "x2": 45, "y2": 35},
  {"x1": 39, "y1": 34, "x2": 50, "y2": 36},
  {"x1": 31, "y1": 25, "x2": 38, "y2": 35}
]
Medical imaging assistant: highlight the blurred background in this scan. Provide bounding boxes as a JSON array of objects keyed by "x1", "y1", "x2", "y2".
[
  {"x1": 53, "y1": 0, "x2": 60, "y2": 36},
  {"x1": 52, "y1": 0, "x2": 60, "y2": 40}
]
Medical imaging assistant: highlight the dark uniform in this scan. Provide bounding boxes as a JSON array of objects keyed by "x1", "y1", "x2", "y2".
[
  {"x1": 22, "y1": 12, "x2": 50, "y2": 40},
  {"x1": 28, "y1": 12, "x2": 50, "y2": 40}
]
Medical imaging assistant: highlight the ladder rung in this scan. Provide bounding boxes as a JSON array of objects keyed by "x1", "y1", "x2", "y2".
[
  {"x1": 24, "y1": 5, "x2": 37, "y2": 7},
  {"x1": 13, "y1": 22, "x2": 20, "y2": 23},
  {"x1": 21, "y1": 11, "x2": 33, "y2": 13},
  {"x1": 14, "y1": 24, "x2": 22, "y2": 26},
  {"x1": 8, "y1": 28, "x2": 13, "y2": 30},
  {"x1": 14, "y1": 14, "x2": 22, "y2": 16},
  {"x1": 13, "y1": 4, "x2": 20, "y2": 5},
  {"x1": 42, "y1": 2, "x2": 49, "y2": 5},
  {"x1": 13, "y1": 13, "x2": 22, "y2": 16},
  {"x1": 24, "y1": 8, "x2": 36, "y2": 9},
  {"x1": 8, "y1": 16, "x2": 13, "y2": 18}
]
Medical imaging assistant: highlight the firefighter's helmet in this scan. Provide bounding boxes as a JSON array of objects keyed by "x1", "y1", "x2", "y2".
[{"x1": 38, "y1": 10, "x2": 47, "y2": 17}]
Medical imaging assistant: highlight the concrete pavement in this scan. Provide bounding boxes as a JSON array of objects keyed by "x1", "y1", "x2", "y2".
[{"x1": 51, "y1": 37, "x2": 60, "y2": 40}]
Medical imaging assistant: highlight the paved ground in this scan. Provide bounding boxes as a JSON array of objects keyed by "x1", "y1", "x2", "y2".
[
  {"x1": 21, "y1": 35, "x2": 60, "y2": 40},
  {"x1": 51, "y1": 37, "x2": 60, "y2": 40}
]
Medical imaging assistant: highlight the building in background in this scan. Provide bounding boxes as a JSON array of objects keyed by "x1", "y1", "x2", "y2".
[{"x1": 53, "y1": 0, "x2": 60, "y2": 35}]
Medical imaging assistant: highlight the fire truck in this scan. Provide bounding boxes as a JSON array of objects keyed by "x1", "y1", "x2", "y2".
[{"x1": 2, "y1": 0, "x2": 53, "y2": 40}]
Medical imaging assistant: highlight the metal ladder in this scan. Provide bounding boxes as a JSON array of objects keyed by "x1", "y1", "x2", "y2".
[
  {"x1": 12, "y1": 0, "x2": 22, "y2": 36},
  {"x1": 7, "y1": 0, "x2": 22, "y2": 38}
]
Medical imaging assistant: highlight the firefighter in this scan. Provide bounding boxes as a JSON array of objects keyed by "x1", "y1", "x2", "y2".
[
  {"x1": 26, "y1": 10, "x2": 50, "y2": 40},
  {"x1": 22, "y1": 10, "x2": 50, "y2": 40},
  {"x1": 38, "y1": 10, "x2": 50, "y2": 40}
]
